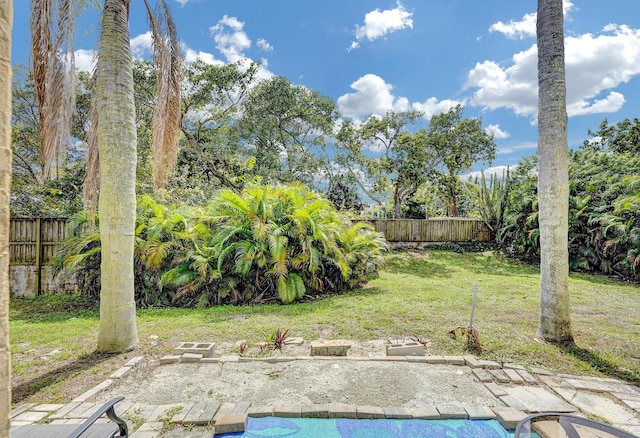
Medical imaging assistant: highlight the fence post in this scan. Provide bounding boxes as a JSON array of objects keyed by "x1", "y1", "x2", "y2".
[{"x1": 35, "y1": 217, "x2": 42, "y2": 296}]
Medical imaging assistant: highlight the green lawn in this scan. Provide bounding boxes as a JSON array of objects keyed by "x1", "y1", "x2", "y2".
[{"x1": 9, "y1": 250, "x2": 640, "y2": 405}]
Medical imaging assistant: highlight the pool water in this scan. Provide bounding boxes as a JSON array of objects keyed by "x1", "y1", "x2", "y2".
[{"x1": 218, "y1": 416, "x2": 516, "y2": 437}]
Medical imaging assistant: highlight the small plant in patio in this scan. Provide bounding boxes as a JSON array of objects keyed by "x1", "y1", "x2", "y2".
[
  {"x1": 273, "y1": 328, "x2": 290, "y2": 350},
  {"x1": 264, "y1": 328, "x2": 290, "y2": 350}
]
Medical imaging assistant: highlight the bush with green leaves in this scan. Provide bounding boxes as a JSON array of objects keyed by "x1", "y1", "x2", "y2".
[
  {"x1": 162, "y1": 182, "x2": 388, "y2": 305},
  {"x1": 55, "y1": 183, "x2": 388, "y2": 307}
]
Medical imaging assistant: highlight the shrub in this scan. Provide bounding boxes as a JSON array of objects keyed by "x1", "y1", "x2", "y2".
[
  {"x1": 163, "y1": 182, "x2": 388, "y2": 305},
  {"x1": 55, "y1": 183, "x2": 388, "y2": 306}
]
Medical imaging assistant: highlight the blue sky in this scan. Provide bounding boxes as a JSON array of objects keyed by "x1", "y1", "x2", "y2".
[{"x1": 10, "y1": 1, "x2": 640, "y2": 176}]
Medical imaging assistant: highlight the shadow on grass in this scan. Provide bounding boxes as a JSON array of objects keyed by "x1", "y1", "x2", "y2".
[
  {"x1": 384, "y1": 254, "x2": 454, "y2": 279},
  {"x1": 12, "y1": 351, "x2": 115, "y2": 405},
  {"x1": 560, "y1": 343, "x2": 640, "y2": 386},
  {"x1": 10, "y1": 295, "x2": 99, "y2": 323}
]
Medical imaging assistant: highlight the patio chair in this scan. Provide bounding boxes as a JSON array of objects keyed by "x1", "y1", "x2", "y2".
[
  {"x1": 515, "y1": 412, "x2": 637, "y2": 438},
  {"x1": 11, "y1": 396, "x2": 128, "y2": 438}
]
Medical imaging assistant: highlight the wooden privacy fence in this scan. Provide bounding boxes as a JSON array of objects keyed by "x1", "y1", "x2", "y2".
[
  {"x1": 9, "y1": 217, "x2": 489, "y2": 295},
  {"x1": 10, "y1": 217, "x2": 68, "y2": 295},
  {"x1": 366, "y1": 218, "x2": 491, "y2": 242}
]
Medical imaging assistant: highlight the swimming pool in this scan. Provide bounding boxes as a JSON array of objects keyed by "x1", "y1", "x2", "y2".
[{"x1": 218, "y1": 416, "x2": 516, "y2": 437}]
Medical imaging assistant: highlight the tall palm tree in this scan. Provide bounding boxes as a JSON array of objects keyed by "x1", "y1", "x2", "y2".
[
  {"x1": 31, "y1": 0, "x2": 181, "y2": 352},
  {"x1": 93, "y1": 0, "x2": 140, "y2": 351},
  {"x1": 536, "y1": 0, "x2": 573, "y2": 343},
  {"x1": 0, "y1": 0, "x2": 14, "y2": 433}
]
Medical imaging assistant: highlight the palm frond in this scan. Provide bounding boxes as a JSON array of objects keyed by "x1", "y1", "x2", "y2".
[
  {"x1": 30, "y1": 0, "x2": 76, "y2": 180},
  {"x1": 144, "y1": 0, "x2": 183, "y2": 192}
]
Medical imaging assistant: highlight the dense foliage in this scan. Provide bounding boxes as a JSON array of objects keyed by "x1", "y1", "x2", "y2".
[
  {"x1": 54, "y1": 182, "x2": 387, "y2": 307},
  {"x1": 498, "y1": 119, "x2": 640, "y2": 282}
]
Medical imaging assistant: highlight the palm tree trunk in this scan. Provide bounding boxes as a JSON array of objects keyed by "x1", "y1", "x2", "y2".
[
  {"x1": 0, "y1": 0, "x2": 13, "y2": 433},
  {"x1": 96, "y1": 0, "x2": 139, "y2": 352},
  {"x1": 536, "y1": 0, "x2": 573, "y2": 343}
]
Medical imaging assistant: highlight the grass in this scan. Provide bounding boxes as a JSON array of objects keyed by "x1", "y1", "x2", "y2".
[{"x1": 9, "y1": 249, "x2": 640, "y2": 406}]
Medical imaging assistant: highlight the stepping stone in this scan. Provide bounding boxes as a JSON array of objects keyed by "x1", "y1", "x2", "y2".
[
  {"x1": 310, "y1": 340, "x2": 351, "y2": 356},
  {"x1": 31, "y1": 404, "x2": 65, "y2": 413},
  {"x1": 356, "y1": 406, "x2": 385, "y2": 419},
  {"x1": 488, "y1": 369, "x2": 511, "y2": 383},
  {"x1": 503, "y1": 368, "x2": 525, "y2": 384},
  {"x1": 383, "y1": 407, "x2": 412, "y2": 419},
  {"x1": 424, "y1": 355, "x2": 447, "y2": 364},
  {"x1": 516, "y1": 369, "x2": 538, "y2": 384},
  {"x1": 212, "y1": 403, "x2": 236, "y2": 423},
  {"x1": 183, "y1": 403, "x2": 220, "y2": 425},
  {"x1": 180, "y1": 353, "x2": 203, "y2": 363},
  {"x1": 247, "y1": 406, "x2": 273, "y2": 418},
  {"x1": 232, "y1": 401, "x2": 252, "y2": 414},
  {"x1": 471, "y1": 368, "x2": 493, "y2": 383},
  {"x1": 437, "y1": 403, "x2": 467, "y2": 419},
  {"x1": 214, "y1": 413, "x2": 247, "y2": 435},
  {"x1": 301, "y1": 405, "x2": 329, "y2": 418},
  {"x1": 72, "y1": 380, "x2": 114, "y2": 402},
  {"x1": 12, "y1": 411, "x2": 49, "y2": 423},
  {"x1": 485, "y1": 382, "x2": 508, "y2": 397},
  {"x1": 503, "y1": 386, "x2": 576, "y2": 413},
  {"x1": 109, "y1": 367, "x2": 132, "y2": 379},
  {"x1": 49, "y1": 403, "x2": 82, "y2": 420},
  {"x1": 328, "y1": 403, "x2": 357, "y2": 419},
  {"x1": 273, "y1": 406, "x2": 301, "y2": 418},
  {"x1": 555, "y1": 388, "x2": 637, "y2": 424},
  {"x1": 442, "y1": 356, "x2": 466, "y2": 365},
  {"x1": 463, "y1": 356, "x2": 483, "y2": 368},
  {"x1": 493, "y1": 407, "x2": 527, "y2": 430},
  {"x1": 10, "y1": 405, "x2": 35, "y2": 419},
  {"x1": 124, "y1": 356, "x2": 145, "y2": 367},
  {"x1": 478, "y1": 360, "x2": 502, "y2": 369},
  {"x1": 409, "y1": 406, "x2": 440, "y2": 419},
  {"x1": 147, "y1": 404, "x2": 186, "y2": 422},
  {"x1": 465, "y1": 406, "x2": 496, "y2": 420},
  {"x1": 160, "y1": 355, "x2": 181, "y2": 364}
]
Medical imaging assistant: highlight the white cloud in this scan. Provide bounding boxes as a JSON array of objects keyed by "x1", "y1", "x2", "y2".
[
  {"x1": 567, "y1": 91, "x2": 625, "y2": 116},
  {"x1": 130, "y1": 31, "x2": 153, "y2": 59},
  {"x1": 486, "y1": 124, "x2": 510, "y2": 139},
  {"x1": 74, "y1": 49, "x2": 96, "y2": 72},
  {"x1": 489, "y1": 1, "x2": 576, "y2": 40},
  {"x1": 498, "y1": 141, "x2": 537, "y2": 155},
  {"x1": 411, "y1": 97, "x2": 465, "y2": 120},
  {"x1": 183, "y1": 46, "x2": 224, "y2": 66},
  {"x1": 257, "y1": 38, "x2": 273, "y2": 52},
  {"x1": 467, "y1": 23, "x2": 640, "y2": 119},
  {"x1": 210, "y1": 15, "x2": 252, "y2": 63},
  {"x1": 337, "y1": 74, "x2": 398, "y2": 118},
  {"x1": 208, "y1": 15, "x2": 273, "y2": 80},
  {"x1": 489, "y1": 12, "x2": 537, "y2": 40},
  {"x1": 173, "y1": 0, "x2": 189, "y2": 5},
  {"x1": 349, "y1": 1, "x2": 413, "y2": 50},
  {"x1": 337, "y1": 74, "x2": 462, "y2": 121}
]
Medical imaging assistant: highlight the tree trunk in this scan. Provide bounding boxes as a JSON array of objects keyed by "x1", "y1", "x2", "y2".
[
  {"x1": 96, "y1": 0, "x2": 139, "y2": 352},
  {"x1": 536, "y1": 0, "x2": 573, "y2": 343},
  {"x1": 0, "y1": 0, "x2": 13, "y2": 433}
]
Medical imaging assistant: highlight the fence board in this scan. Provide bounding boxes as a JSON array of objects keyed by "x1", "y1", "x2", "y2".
[
  {"x1": 366, "y1": 218, "x2": 490, "y2": 242},
  {"x1": 10, "y1": 218, "x2": 67, "y2": 265}
]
